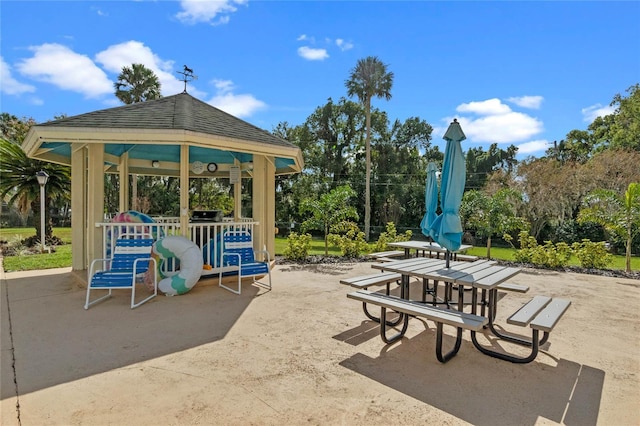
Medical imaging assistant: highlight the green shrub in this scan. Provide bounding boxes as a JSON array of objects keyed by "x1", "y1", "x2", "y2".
[
  {"x1": 534, "y1": 241, "x2": 572, "y2": 268},
  {"x1": 283, "y1": 232, "x2": 312, "y2": 261},
  {"x1": 506, "y1": 231, "x2": 536, "y2": 263},
  {"x1": 571, "y1": 239, "x2": 613, "y2": 269},
  {"x1": 373, "y1": 222, "x2": 413, "y2": 252},
  {"x1": 507, "y1": 231, "x2": 571, "y2": 267},
  {"x1": 328, "y1": 222, "x2": 369, "y2": 257}
]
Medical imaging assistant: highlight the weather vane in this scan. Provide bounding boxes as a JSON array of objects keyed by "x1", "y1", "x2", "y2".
[{"x1": 177, "y1": 65, "x2": 197, "y2": 93}]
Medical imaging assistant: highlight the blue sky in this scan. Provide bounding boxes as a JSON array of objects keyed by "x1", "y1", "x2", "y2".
[{"x1": 2, "y1": 1, "x2": 639, "y2": 158}]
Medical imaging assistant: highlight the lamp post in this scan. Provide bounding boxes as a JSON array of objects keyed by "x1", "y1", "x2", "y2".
[{"x1": 36, "y1": 170, "x2": 49, "y2": 253}]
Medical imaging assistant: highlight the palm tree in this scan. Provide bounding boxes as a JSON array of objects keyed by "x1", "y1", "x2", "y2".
[
  {"x1": 114, "y1": 63, "x2": 162, "y2": 104},
  {"x1": 578, "y1": 182, "x2": 640, "y2": 272},
  {"x1": 0, "y1": 137, "x2": 70, "y2": 242},
  {"x1": 114, "y1": 64, "x2": 162, "y2": 210},
  {"x1": 345, "y1": 56, "x2": 394, "y2": 240}
]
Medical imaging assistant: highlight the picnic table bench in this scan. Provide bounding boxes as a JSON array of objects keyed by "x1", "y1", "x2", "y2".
[
  {"x1": 347, "y1": 290, "x2": 488, "y2": 363},
  {"x1": 340, "y1": 271, "x2": 402, "y2": 290},
  {"x1": 454, "y1": 254, "x2": 479, "y2": 262},
  {"x1": 471, "y1": 295, "x2": 571, "y2": 363},
  {"x1": 340, "y1": 271, "x2": 402, "y2": 324},
  {"x1": 368, "y1": 250, "x2": 405, "y2": 262},
  {"x1": 496, "y1": 282, "x2": 529, "y2": 293}
]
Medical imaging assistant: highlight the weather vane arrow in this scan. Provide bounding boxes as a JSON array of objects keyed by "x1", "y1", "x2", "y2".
[{"x1": 177, "y1": 65, "x2": 197, "y2": 93}]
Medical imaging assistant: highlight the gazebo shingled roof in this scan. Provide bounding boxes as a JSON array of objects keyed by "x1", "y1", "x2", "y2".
[
  {"x1": 41, "y1": 92, "x2": 294, "y2": 148},
  {"x1": 23, "y1": 92, "x2": 304, "y2": 176}
]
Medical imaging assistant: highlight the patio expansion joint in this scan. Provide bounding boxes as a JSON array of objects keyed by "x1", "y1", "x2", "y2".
[
  {"x1": 140, "y1": 365, "x2": 207, "y2": 380},
  {"x1": 2, "y1": 277, "x2": 22, "y2": 426},
  {"x1": 239, "y1": 382, "x2": 282, "y2": 415}
]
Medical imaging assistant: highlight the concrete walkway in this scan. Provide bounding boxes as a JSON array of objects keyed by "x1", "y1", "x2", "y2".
[{"x1": 1, "y1": 263, "x2": 639, "y2": 425}]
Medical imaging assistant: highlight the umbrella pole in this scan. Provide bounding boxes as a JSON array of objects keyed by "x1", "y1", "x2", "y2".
[{"x1": 446, "y1": 250, "x2": 450, "y2": 268}]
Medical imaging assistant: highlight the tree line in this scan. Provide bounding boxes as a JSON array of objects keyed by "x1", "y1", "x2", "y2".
[
  {"x1": 272, "y1": 79, "x2": 639, "y2": 271},
  {"x1": 1, "y1": 61, "x2": 639, "y2": 269}
]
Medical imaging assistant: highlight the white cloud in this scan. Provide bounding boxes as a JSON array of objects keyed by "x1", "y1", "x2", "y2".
[
  {"x1": 581, "y1": 103, "x2": 615, "y2": 122},
  {"x1": 297, "y1": 46, "x2": 329, "y2": 61},
  {"x1": 16, "y1": 43, "x2": 112, "y2": 98},
  {"x1": 92, "y1": 6, "x2": 108, "y2": 17},
  {"x1": 451, "y1": 98, "x2": 544, "y2": 144},
  {"x1": 213, "y1": 79, "x2": 234, "y2": 92},
  {"x1": 516, "y1": 140, "x2": 550, "y2": 155},
  {"x1": 506, "y1": 95, "x2": 543, "y2": 109},
  {"x1": 296, "y1": 34, "x2": 352, "y2": 59},
  {"x1": 456, "y1": 113, "x2": 544, "y2": 143},
  {"x1": 0, "y1": 56, "x2": 36, "y2": 95},
  {"x1": 8, "y1": 41, "x2": 212, "y2": 105},
  {"x1": 95, "y1": 41, "x2": 172, "y2": 73},
  {"x1": 336, "y1": 39, "x2": 354, "y2": 51},
  {"x1": 207, "y1": 78, "x2": 265, "y2": 118},
  {"x1": 457, "y1": 98, "x2": 512, "y2": 115},
  {"x1": 176, "y1": 0, "x2": 247, "y2": 25},
  {"x1": 95, "y1": 41, "x2": 189, "y2": 97},
  {"x1": 431, "y1": 124, "x2": 448, "y2": 141}
]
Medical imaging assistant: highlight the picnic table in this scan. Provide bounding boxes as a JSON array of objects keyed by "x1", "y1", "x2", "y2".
[
  {"x1": 372, "y1": 257, "x2": 512, "y2": 310},
  {"x1": 387, "y1": 240, "x2": 473, "y2": 260},
  {"x1": 346, "y1": 257, "x2": 570, "y2": 363}
]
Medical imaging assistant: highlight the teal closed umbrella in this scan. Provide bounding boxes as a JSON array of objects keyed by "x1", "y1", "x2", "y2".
[
  {"x1": 420, "y1": 162, "x2": 439, "y2": 238},
  {"x1": 429, "y1": 119, "x2": 466, "y2": 263}
]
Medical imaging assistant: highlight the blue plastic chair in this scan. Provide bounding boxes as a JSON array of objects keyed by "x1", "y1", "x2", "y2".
[
  {"x1": 219, "y1": 231, "x2": 272, "y2": 295},
  {"x1": 85, "y1": 236, "x2": 157, "y2": 309}
]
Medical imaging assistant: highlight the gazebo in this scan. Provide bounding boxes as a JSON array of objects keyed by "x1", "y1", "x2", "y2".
[{"x1": 22, "y1": 92, "x2": 304, "y2": 273}]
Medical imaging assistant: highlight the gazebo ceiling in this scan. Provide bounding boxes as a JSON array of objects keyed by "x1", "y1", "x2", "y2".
[{"x1": 22, "y1": 92, "x2": 304, "y2": 177}]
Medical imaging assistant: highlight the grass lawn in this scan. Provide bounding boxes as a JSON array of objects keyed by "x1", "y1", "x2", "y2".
[
  {"x1": 1, "y1": 227, "x2": 637, "y2": 273},
  {"x1": 1, "y1": 227, "x2": 73, "y2": 272},
  {"x1": 274, "y1": 235, "x2": 343, "y2": 256},
  {"x1": 0, "y1": 227, "x2": 72, "y2": 243},
  {"x1": 465, "y1": 245, "x2": 639, "y2": 271}
]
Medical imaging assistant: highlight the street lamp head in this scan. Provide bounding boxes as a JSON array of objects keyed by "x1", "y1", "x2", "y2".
[{"x1": 36, "y1": 170, "x2": 49, "y2": 186}]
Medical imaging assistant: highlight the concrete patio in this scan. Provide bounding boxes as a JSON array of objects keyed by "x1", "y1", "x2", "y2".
[{"x1": 1, "y1": 261, "x2": 639, "y2": 425}]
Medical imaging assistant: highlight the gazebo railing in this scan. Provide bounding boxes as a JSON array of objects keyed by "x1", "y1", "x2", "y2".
[
  {"x1": 152, "y1": 216, "x2": 181, "y2": 224},
  {"x1": 96, "y1": 220, "x2": 257, "y2": 276}
]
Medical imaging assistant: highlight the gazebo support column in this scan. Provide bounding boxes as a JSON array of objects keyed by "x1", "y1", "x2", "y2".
[
  {"x1": 86, "y1": 143, "x2": 105, "y2": 266},
  {"x1": 71, "y1": 143, "x2": 87, "y2": 271},
  {"x1": 118, "y1": 152, "x2": 129, "y2": 212},
  {"x1": 234, "y1": 159, "x2": 242, "y2": 220},
  {"x1": 180, "y1": 145, "x2": 190, "y2": 237},
  {"x1": 252, "y1": 155, "x2": 275, "y2": 258}
]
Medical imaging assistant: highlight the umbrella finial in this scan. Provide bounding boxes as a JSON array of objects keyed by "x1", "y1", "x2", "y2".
[{"x1": 443, "y1": 118, "x2": 466, "y2": 142}]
